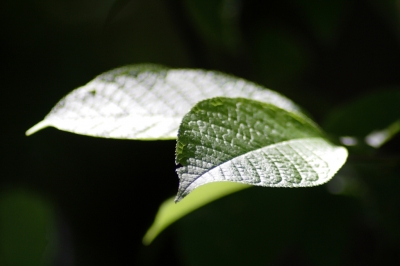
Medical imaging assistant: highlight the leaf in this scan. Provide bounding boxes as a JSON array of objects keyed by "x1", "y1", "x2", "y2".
[
  {"x1": 175, "y1": 97, "x2": 347, "y2": 202},
  {"x1": 142, "y1": 182, "x2": 249, "y2": 245},
  {"x1": 26, "y1": 64, "x2": 303, "y2": 140},
  {"x1": 364, "y1": 120, "x2": 400, "y2": 148}
]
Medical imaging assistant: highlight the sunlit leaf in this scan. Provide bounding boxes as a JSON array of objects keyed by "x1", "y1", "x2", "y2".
[
  {"x1": 26, "y1": 64, "x2": 303, "y2": 140},
  {"x1": 175, "y1": 97, "x2": 347, "y2": 202}
]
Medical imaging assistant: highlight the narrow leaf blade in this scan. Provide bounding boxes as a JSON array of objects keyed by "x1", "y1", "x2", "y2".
[{"x1": 142, "y1": 182, "x2": 249, "y2": 245}]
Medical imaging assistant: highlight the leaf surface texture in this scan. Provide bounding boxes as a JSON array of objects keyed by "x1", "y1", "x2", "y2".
[
  {"x1": 26, "y1": 65, "x2": 301, "y2": 139},
  {"x1": 176, "y1": 97, "x2": 347, "y2": 201}
]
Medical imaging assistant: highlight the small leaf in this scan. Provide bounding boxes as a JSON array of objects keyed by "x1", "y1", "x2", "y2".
[
  {"x1": 26, "y1": 64, "x2": 302, "y2": 140},
  {"x1": 175, "y1": 97, "x2": 347, "y2": 202},
  {"x1": 142, "y1": 182, "x2": 249, "y2": 245},
  {"x1": 364, "y1": 120, "x2": 400, "y2": 148}
]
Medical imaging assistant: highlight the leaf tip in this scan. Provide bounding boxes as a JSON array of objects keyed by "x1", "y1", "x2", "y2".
[
  {"x1": 174, "y1": 195, "x2": 182, "y2": 203},
  {"x1": 174, "y1": 185, "x2": 190, "y2": 203},
  {"x1": 142, "y1": 231, "x2": 154, "y2": 246},
  {"x1": 25, "y1": 120, "x2": 51, "y2": 136},
  {"x1": 174, "y1": 188, "x2": 186, "y2": 203}
]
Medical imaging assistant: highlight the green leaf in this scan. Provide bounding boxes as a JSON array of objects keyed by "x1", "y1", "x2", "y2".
[
  {"x1": 26, "y1": 64, "x2": 303, "y2": 140},
  {"x1": 175, "y1": 97, "x2": 347, "y2": 202},
  {"x1": 142, "y1": 182, "x2": 249, "y2": 245}
]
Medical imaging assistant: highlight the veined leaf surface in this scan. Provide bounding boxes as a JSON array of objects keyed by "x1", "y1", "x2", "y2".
[
  {"x1": 175, "y1": 97, "x2": 347, "y2": 202},
  {"x1": 26, "y1": 64, "x2": 302, "y2": 140}
]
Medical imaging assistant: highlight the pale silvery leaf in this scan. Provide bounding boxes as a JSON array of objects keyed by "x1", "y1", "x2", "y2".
[
  {"x1": 26, "y1": 64, "x2": 303, "y2": 140},
  {"x1": 175, "y1": 97, "x2": 348, "y2": 202}
]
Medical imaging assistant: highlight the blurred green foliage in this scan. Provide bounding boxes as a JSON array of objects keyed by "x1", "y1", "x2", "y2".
[{"x1": 0, "y1": 189, "x2": 55, "y2": 266}]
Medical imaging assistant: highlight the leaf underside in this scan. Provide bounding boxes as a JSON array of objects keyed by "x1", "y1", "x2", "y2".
[
  {"x1": 175, "y1": 97, "x2": 348, "y2": 202},
  {"x1": 26, "y1": 64, "x2": 302, "y2": 140}
]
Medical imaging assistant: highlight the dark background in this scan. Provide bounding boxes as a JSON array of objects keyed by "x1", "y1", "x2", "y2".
[{"x1": 1, "y1": 0, "x2": 400, "y2": 265}]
